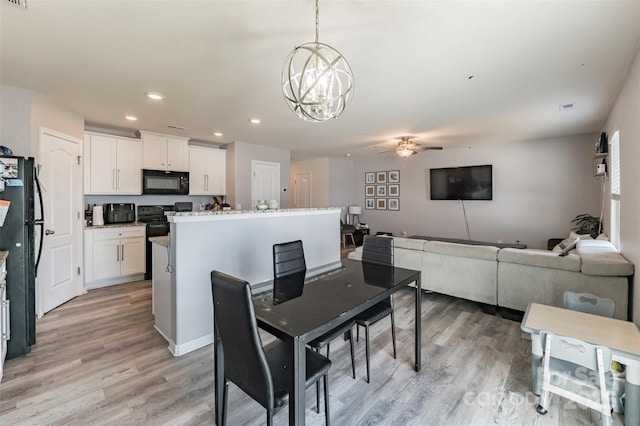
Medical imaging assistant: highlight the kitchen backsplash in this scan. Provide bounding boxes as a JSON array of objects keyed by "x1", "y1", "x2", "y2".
[{"x1": 85, "y1": 194, "x2": 219, "y2": 211}]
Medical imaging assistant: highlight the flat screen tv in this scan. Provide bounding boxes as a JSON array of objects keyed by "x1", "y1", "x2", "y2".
[{"x1": 430, "y1": 165, "x2": 493, "y2": 200}]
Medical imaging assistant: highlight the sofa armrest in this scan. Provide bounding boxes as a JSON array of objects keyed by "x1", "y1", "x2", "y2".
[{"x1": 576, "y1": 240, "x2": 634, "y2": 276}]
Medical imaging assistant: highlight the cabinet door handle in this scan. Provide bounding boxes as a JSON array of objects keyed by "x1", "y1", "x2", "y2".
[
  {"x1": 116, "y1": 245, "x2": 120, "y2": 262},
  {"x1": 117, "y1": 169, "x2": 121, "y2": 189},
  {"x1": 121, "y1": 244, "x2": 124, "y2": 261},
  {"x1": 45, "y1": 229, "x2": 55, "y2": 235},
  {"x1": 113, "y1": 169, "x2": 117, "y2": 189},
  {"x1": 2, "y1": 299, "x2": 10, "y2": 341}
]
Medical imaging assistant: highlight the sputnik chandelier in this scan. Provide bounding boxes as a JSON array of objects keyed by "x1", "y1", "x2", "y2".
[{"x1": 281, "y1": 0, "x2": 354, "y2": 122}]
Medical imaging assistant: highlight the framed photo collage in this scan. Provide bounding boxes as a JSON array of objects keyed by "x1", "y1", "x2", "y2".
[{"x1": 365, "y1": 170, "x2": 400, "y2": 211}]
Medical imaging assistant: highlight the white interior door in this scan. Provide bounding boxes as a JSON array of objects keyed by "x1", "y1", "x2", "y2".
[
  {"x1": 38, "y1": 128, "x2": 83, "y2": 315},
  {"x1": 294, "y1": 172, "x2": 312, "y2": 208},
  {"x1": 252, "y1": 161, "x2": 280, "y2": 207}
]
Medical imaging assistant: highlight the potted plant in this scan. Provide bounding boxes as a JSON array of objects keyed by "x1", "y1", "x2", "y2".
[{"x1": 571, "y1": 214, "x2": 602, "y2": 238}]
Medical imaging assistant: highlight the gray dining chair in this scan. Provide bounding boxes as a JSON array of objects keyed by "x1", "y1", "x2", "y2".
[
  {"x1": 355, "y1": 235, "x2": 396, "y2": 383},
  {"x1": 211, "y1": 270, "x2": 331, "y2": 426}
]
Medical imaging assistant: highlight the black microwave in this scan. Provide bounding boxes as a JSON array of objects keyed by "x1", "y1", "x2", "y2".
[{"x1": 142, "y1": 169, "x2": 189, "y2": 195}]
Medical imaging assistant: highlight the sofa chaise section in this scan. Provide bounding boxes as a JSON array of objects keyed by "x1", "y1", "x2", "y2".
[{"x1": 497, "y1": 245, "x2": 631, "y2": 320}]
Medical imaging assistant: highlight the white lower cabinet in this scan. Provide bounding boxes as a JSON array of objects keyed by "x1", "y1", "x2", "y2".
[{"x1": 84, "y1": 226, "x2": 146, "y2": 289}]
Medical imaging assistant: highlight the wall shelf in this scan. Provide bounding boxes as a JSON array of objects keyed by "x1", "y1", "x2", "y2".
[{"x1": 593, "y1": 153, "x2": 608, "y2": 182}]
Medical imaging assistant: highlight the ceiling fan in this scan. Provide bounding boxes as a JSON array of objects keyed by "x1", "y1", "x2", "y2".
[{"x1": 379, "y1": 136, "x2": 444, "y2": 158}]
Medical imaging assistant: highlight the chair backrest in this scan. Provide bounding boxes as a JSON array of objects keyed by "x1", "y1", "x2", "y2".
[
  {"x1": 362, "y1": 235, "x2": 394, "y2": 266},
  {"x1": 273, "y1": 240, "x2": 306, "y2": 279},
  {"x1": 210, "y1": 270, "x2": 274, "y2": 409},
  {"x1": 340, "y1": 219, "x2": 355, "y2": 233},
  {"x1": 541, "y1": 331, "x2": 612, "y2": 373},
  {"x1": 563, "y1": 291, "x2": 615, "y2": 318}
]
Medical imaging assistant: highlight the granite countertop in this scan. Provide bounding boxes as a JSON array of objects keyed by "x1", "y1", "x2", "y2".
[
  {"x1": 85, "y1": 221, "x2": 146, "y2": 230},
  {"x1": 0, "y1": 250, "x2": 8, "y2": 265},
  {"x1": 166, "y1": 207, "x2": 340, "y2": 217}
]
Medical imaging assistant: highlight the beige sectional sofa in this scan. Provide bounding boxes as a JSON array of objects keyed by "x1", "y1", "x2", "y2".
[{"x1": 348, "y1": 237, "x2": 633, "y2": 320}]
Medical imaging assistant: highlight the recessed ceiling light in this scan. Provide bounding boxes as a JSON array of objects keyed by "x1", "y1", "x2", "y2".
[
  {"x1": 213, "y1": 132, "x2": 223, "y2": 137},
  {"x1": 145, "y1": 92, "x2": 164, "y2": 100},
  {"x1": 249, "y1": 118, "x2": 261, "y2": 124},
  {"x1": 125, "y1": 115, "x2": 138, "y2": 121}
]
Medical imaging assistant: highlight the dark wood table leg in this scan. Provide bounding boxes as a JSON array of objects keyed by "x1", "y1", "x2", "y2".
[
  {"x1": 290, "y1": 336, "x2": 306, "y2": 425},
  {"x1": 415, "y1": 274, "x2": 422, "y2": 372}
]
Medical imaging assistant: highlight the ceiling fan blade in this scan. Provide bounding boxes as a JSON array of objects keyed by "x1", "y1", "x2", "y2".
[{"x1": 415, "y1": 146, "x2": 444, "y2": 151}]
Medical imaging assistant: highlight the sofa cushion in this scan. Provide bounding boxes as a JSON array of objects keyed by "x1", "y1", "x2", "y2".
[
  {"x1": 576, "y1": 240, "x2": 634, "y2": 276},
  {"x1": 498, "y1": 248, "x2": 581, "y2": 272},
  {"x1": 425, "y1": 240, "x2": 499, "y2": 261},
  {"x1": 393, "y1": 237, "x2": 427, "y2": 251}
]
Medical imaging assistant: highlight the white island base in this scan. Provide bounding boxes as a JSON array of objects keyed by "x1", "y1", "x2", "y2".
[{"x1": 155, "y1": 208, "x2": 341, "y2": 356}]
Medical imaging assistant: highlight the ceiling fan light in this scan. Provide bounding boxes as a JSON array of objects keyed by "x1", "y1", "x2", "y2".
[{"x1": 396, "y1": 147, "x2": 415, "y2": 158}]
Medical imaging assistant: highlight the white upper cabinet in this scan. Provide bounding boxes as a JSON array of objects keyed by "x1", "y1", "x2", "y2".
[
  {"x1": 84, "y1": 132, "x2": 142, "y2": 195},
  {"x1": 189, "y1": 146, "x2": 226, "y2": 195},
  {"x1": 141, "y1": 131, "x2": 189, "y2": 172}
]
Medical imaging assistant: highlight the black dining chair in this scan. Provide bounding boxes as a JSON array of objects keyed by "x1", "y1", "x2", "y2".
[
  {"x1": 355, "y1": 235, "x2": 396, "y2": 383},
  {"x1": 211, "y1": 270, "x2": 331, "y2": 426},
  {"x1": 273, "y1": 240, "x2": 357, "y2": 381}
]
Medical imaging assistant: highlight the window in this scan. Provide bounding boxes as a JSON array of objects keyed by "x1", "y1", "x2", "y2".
[{"x1": 610, "y1": 131, "x2": 620, "y2": 249}]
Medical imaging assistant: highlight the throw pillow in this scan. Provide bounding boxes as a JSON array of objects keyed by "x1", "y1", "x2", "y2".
[{"x1": 552, "y1": 235, "x2": 580, "y2": 253}]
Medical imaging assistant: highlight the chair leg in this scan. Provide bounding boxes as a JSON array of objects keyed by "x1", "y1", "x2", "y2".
[
  {"x1": 347, "y1": 329, "x2": 356, "y2": 379},
  {"x1": 323, "y1": 374, "x2": 330, "y2": 426},
  {"x1": 316, "y1": 380, "x2": 320, "y2": 414},
  {"x1": 267, "y1": 409, "x2": 273, "y2": 426},
  {"x1": 348, "y1": 234, "x2": 355, "y2": 247},
  {"x1": 390, "y1": 309, "x2": 397, "y2": 359},
  {"x1": 326, "y1": 342, "x2": 331, "y2": 358},
  {"x1": 342, "y1": 235, "x2": 346, "y2": 248},
  {"x1": 356, "y1": 324, "x2": 360, "y2": 342},
  {"x1": 365, "y1": 325, "x2": 371, "y2": 383},
  {"x1": 536, "y1": 389, "x2": 550, "y2": 415},
  {"x1": 222, "y1": 381, "x2": 229, "y2": 426}
]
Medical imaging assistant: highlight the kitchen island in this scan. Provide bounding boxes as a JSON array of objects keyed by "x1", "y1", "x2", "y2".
[{"x1": 156, "y1": 208, "x2": 342, "y2": 356}]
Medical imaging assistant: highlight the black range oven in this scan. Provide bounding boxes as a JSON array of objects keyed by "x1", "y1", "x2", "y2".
[{"x1": 137, "y1": 205, "x2": 173, "y2": 280}]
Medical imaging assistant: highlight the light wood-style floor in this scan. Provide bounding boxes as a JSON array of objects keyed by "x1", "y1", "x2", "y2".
[{"x1": 0, "y1": 277, "x2": 621, "y2": 425}]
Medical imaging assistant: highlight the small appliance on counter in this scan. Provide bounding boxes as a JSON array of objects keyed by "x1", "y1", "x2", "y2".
[
  {"x1": 174, "y1": 202, "x2": 192, "y2": 212},
  {"x1": 104, "y1": 203, "x2": 135, "y2": 224}
]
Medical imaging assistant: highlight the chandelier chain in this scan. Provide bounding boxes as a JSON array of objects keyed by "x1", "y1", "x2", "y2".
[{"x1": 315, "y1": 0, "x2": 319, "y2": 44}]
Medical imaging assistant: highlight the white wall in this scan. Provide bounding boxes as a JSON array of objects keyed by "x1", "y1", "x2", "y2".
[
  {"x1": 226, "y1": 141, "x2": 291, "y2": 210},
  {"x1": 342, "y1": 134, "x2": 601, "y2": 250},
  {"x1": 0, "y1": 85, "x2": 84, "y2": 158},
  {"x1": 605, "y1": 48, "x2": 640, "y2": 324}
]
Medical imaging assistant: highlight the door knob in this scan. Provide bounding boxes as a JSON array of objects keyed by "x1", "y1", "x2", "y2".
[{"x1": 45, "y1": 229, "x2": 55, "y2": 235}]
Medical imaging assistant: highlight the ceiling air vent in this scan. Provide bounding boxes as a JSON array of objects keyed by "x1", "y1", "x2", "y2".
[
  {"x1": 559, "y1": 103, "x2": 576, "y2": 112},
  {"x1": 167, "y1": 125, "x2": 187, "y2": 130},
  {"x1": 5, "y1": 0, "x2": 28, "y2": 9}
]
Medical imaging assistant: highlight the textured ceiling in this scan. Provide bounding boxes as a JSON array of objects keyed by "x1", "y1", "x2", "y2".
[{"x1": 2, "y1": 1, "x2": 639, "y2": 159}]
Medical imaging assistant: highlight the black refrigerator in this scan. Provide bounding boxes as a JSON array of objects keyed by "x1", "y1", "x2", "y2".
[{"x1": 0, "y1": 156, "x2": 44, "y2": 359}]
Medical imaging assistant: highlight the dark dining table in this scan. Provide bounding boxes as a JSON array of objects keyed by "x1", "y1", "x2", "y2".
[{"x1": 214, "y1": 259, "x2": 422, "y2": 425}]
